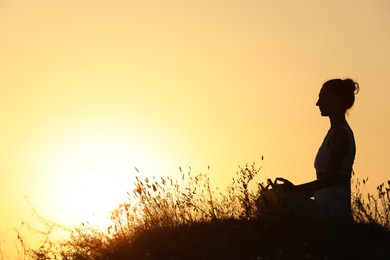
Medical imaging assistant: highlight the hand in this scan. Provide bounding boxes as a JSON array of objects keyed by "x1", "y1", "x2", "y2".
[{"x1": 275, "y1": 177, "x2": 296, "y2": 192}]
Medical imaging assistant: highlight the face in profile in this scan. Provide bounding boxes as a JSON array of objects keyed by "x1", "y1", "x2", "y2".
[{"x1": 316, "y1": 87, "x2": 340, "y2": 117}]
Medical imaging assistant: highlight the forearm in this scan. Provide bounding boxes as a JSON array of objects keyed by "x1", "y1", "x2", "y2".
[
  {"x1": 294, "y1": 175, "x2": 337, "y2": 193},
  {"x1": 295, "y1": 180, "x2": 317, "y2": 193}
]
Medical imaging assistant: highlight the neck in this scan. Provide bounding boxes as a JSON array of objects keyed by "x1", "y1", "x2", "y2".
[{"x1": 329, "y1": 112, "x2": 347, "y2": 128}]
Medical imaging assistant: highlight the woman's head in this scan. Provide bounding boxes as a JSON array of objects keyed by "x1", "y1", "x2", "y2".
[
  {"x1": 322, "y1": 78, "x2": 359, "y2": 111},
  {"x1": 316, "y1": 78, "x2": 359, "y2": 115}
]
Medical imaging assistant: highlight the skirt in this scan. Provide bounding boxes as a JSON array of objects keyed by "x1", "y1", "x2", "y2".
[
  {"x1": 315, "y1": 186, "x2": 353, "y2": 224},
  {"x1": 256, "y1": 186, "x2": 353, "y2": 225}
]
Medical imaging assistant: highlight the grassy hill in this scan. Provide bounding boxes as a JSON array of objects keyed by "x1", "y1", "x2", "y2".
[
  {"x1": 13, "y1": 164, "x2": 390, "y2": 259},
  {"x1": 101, "y1": 219, "x2": 390, "y2": 260}
]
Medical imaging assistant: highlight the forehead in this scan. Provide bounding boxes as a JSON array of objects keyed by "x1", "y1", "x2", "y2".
[{"x1": 319, "y1": 86, "x2": 330, "y2": 96}]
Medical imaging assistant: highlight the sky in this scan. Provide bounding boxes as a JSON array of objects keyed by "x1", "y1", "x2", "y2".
[{"x1": 1, "y1": 0, "x2": 390, "y2": 257}]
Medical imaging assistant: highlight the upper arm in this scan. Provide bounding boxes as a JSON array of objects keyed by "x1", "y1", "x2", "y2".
[{"x1": 326, "y1": 127, "x2": 349, "y2": 177}]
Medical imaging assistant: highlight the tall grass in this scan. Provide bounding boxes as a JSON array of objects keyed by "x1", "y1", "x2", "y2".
[
  {"x1": 352, "y1": 177, "x2": 390, "y2": 229},
  {"x1": 9, "y1": 163, "x2": 390, "y2": 259}
]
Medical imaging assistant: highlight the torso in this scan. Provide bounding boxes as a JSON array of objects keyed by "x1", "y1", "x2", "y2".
[
  {"x1": 314, "y1": 124, "x2": 356, "y2": 180},
  {"x1": 314, "y1": 124, "x2": 355, "y2": 223}
]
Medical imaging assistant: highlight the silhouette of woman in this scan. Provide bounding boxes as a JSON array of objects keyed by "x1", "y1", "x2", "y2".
[{"x1": 277, "y1": 78, "x2": 359, "y2": 224}]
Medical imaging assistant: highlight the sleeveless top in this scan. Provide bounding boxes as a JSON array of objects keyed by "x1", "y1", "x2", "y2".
[{"x1": 314, "y1": 125, "x2": 356, "y2": 180}]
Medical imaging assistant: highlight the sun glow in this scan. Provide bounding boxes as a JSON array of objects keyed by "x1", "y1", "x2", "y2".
[
  {"x1": 32, "y1": 123, "x2": 173, "y2": 230},
  {"x1": 44, "y1": 155, "x2": 135, "y2": 230},
  {"x1": 64, "y1": 161, "x2": 134, "y2": 229}
]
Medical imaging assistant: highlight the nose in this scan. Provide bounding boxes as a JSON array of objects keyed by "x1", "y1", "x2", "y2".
[{"x1": 316, "y1": 99, "x2": 320, "y2": 106}]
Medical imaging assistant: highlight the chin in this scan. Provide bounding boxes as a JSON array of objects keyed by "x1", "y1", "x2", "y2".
[{"x1": 320, "y1": 111, "x2": 328, "y2": 116}]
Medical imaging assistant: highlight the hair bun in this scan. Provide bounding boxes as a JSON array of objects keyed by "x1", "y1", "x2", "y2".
[
  {"x1": 323, "y1": 78, "x2": 359, "y2": 111},
  {"x1": 353, "y1": 81, "x2": 360, "y2": 94},
  {"x1": 342, "y1": 78, "x2": 359, "y2": 94}
]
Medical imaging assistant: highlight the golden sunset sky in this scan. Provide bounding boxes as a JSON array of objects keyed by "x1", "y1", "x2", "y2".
[{"x1": 1, "y1": 0, "x2": 389, "y2": 257}]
